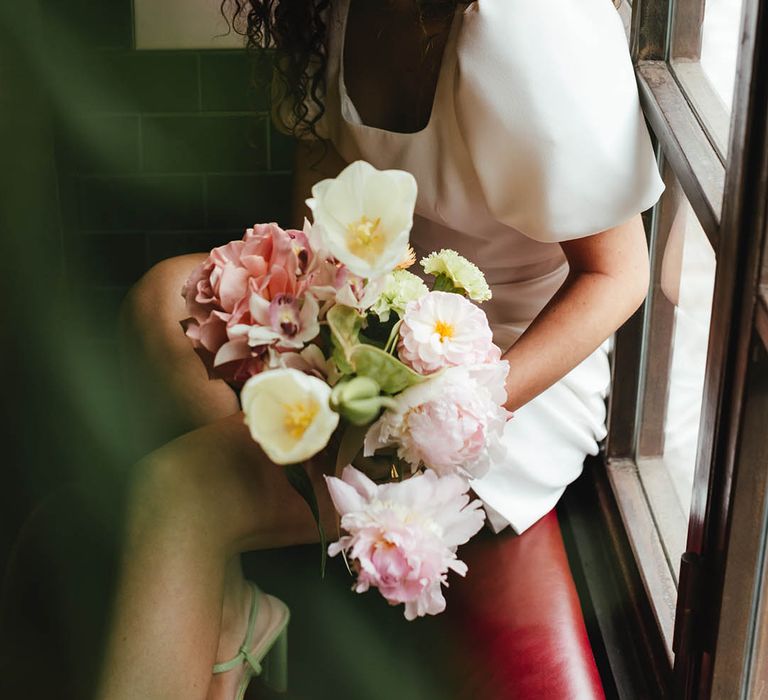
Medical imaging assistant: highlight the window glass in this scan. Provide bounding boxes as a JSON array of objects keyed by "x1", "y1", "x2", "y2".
[
  {"x1": 671, "y1": 0, "x2": 745, "y2": 159},
  {"x1": 660, "y1": 198, "x2": 715, "y2": 516},
  {"x1": 700, "y1": 0, "x2": 743, "y2": 108},
  {"x1": 637, "y1": 164, "x2": 716, "y2": 569}
]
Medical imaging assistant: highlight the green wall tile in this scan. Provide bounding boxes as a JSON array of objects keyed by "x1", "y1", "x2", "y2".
[
  {"x1": 142, "y1": 115, "x2": 267, "y2": 173},
  {"x1": 45, "y1": 7, "x2": 295, "y2": 290},
  {"x1": 55, "y1": 115, "x2": 140, "y2": 174},
  {"x1": 73, "y1": 285, "x2": 131, "y2": 341},
  {"x1": 200, "y1": 52, "x2": 269, "y2": 112},
  {"x1": 188, "y1": 231, "x2": 249, "y2": 252},
  {"x1": 41, "y1": 0, "x2": 133, "y2": 52},
  {"x1": 146, "y1": 230, "x2": 245, "y2": 266},
  {"x1": 76, "y1": 175, "x2": 205, "y2": 231},
  {"x1": 206, "y1": 173, "x2": 291, "y2": 229},
  {"x1": 270, "y1": 127, "x2": 296, "y2": 171},
  {"x1": 70, "y1": 233, "x2": 147, "y2": 286},
  {"x1": 145, "y1": 232, "x2": 198, "y2": 266},
  {"x1": 67, "y1": 51, "x2": 200, "y2": 114}
]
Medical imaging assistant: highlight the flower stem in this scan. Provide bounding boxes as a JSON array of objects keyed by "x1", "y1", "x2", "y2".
[{"x1": 284, "y1": 464, "x2": 327, "y2": 577}]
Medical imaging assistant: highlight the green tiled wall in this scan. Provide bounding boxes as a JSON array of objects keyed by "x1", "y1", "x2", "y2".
[{"x1": 43, "y1": 0, "x2": 296, "y2": 341}]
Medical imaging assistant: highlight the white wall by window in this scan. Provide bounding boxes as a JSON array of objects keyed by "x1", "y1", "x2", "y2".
[{"x1": 134, "y1": 0, "x2": 244, "y2": 50}]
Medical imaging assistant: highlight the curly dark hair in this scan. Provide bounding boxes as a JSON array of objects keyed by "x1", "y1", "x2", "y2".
[{"x1": 219, "y1": 1, "x2": 469, "y2": 140}]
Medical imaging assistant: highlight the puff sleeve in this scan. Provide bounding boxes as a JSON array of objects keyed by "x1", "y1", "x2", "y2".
[{"x1": 454, "y1": 0, "x2": 665, "y2": 243}]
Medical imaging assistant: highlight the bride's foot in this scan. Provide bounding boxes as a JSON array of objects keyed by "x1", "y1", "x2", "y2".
[{"x1": 207, "y1": 582, "x2": 289, "y2": 700}]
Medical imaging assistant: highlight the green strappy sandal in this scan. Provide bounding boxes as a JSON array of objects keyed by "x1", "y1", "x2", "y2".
[{"x1": 212, "y1": 581, "x2": 290, "y2": 698}]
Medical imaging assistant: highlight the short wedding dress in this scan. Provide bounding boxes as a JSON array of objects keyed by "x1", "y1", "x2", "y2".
[{"x1": 281, "y1": 0, "x2": 665, "y2": 533}]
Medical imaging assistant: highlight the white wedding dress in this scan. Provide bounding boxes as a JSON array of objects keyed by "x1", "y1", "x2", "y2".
[{"x1": 283, "y1": 0, "x2": 666, "y2": 533}]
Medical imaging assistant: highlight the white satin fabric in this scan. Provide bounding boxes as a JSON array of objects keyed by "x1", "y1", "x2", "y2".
[{"x1": 301, "y1": 0, "x2": 665, "y2": 533}]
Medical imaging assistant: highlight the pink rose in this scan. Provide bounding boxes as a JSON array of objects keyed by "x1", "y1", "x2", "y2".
[
  {"x1": 180, "y1": 223, "x2": 317, "y2": 385},
  {"x1": 242, "y1": 223, "x2": 311, "y2": 299},
  {"x1": 325, "y1": 466, "x2": 485, "y2": 620}
]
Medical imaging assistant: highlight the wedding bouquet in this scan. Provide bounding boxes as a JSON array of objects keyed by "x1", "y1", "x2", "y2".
[{"x1": 181, "y1": 160, "x2": 511, "y2": 620}]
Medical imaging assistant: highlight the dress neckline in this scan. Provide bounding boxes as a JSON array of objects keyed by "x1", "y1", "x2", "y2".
[{"x1": 337, "y1": 0, "x2": 463, "y2": 137}]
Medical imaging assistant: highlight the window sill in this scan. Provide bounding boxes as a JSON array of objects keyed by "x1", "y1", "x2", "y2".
[
  {"x1": 635, "y1": 60, "x2": 724, "y2": 250},
  {"x1": 670, "y1": 60, "x2": 731, "y2": 162},
  {"x1": 605, "y1": 457, "x2": 677, "y2": 660}
]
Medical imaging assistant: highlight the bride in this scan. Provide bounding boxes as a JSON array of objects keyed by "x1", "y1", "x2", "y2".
[{"x1": 97, "y1": 0, "x2": 663, "y2": 698}]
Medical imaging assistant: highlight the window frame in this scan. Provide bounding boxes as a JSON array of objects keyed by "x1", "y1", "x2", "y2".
[
  {"x1": 668, "y1": 0, "x2": 735, "y2": 160},
  {"x1": 576, "y1": 0, "x2": 768, "y2": 695}
]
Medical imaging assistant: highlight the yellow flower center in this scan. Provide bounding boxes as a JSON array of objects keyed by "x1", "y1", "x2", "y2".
[
  {"x1": 347, "y1": 215, "x2": 385, "y2": 261},
  {"x1": 434, "y1": 320, "x2": 455, "y2": 342},
  {"x1": 282, "y1": 400, "x2": 319, "y2": 439}
]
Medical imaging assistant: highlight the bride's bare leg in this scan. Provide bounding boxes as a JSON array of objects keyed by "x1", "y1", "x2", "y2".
[
  {"x1": 103, "y1": 255, "x2": 334, "y2": 699},
  {"x1": 96, "y1": 412, "x2": 338, "y2": 700}
]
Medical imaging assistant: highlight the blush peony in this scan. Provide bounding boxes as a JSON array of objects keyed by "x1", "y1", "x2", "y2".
[
  {"x1": 398, "y1": 291, "x2": 501, "y2": 375},
  {"x1": 325, "y1": 466, "x2": 485, "y2": 620},
  {"x1": 363, "y1": 363, "x2": 511, "y2": 480}
]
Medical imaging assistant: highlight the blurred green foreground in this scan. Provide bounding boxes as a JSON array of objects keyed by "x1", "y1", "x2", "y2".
[{"x1": 0, "y1": 4, "x2": 467, "y2": 699}]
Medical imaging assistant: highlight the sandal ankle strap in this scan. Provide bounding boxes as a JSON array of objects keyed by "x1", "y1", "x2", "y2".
[{"x1": 212, "y1": 582, "x2": 262, "y2": 675}]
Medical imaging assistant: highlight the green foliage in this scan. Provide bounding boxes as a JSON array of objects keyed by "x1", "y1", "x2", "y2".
[
  {"x1": 327, "y1": 304, "x2": 426, "y2": 394},
  {"x1": 349, "y1": 344, "x2": 426, "y2": 394}
]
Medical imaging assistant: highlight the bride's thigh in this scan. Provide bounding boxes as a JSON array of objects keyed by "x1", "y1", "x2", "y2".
[
  {"x1": 131, "y1": 411, "x2": 338, "y2": 555},
  {"x1": 119, "y1": 254, "x2": 240, "y2": 449}
]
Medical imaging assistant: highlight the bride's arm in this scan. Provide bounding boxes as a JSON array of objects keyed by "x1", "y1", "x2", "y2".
[
  {"x1": 502, "y1": 213, "x2": 650, "y2": 413},
  {"x1": 290, "y1": 139, "x2": 348, "y2": 227}
]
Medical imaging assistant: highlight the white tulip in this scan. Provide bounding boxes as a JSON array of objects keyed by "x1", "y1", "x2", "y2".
[
  {"x1": 306, "y1": 160, "x2": 417, "y2": 280},
  {"x1": 241, "y1": 368, "x2": 339, "y2": 465}
]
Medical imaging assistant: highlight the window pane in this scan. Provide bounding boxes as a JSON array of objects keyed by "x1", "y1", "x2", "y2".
[
  {"x1": 700, "y1": 0, "x2": 743, "y2": 107},
  {"x1": 637, "y1": 162, "x2": 716, "y2": 570},
  {"x1": 671, "y1": 0, "x2": 744, "y2": 159},
  {"x1": 662, "y1": 199, "x2": 715, "y2": 515}
]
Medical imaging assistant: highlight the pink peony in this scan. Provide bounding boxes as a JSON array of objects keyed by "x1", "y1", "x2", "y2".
[
  {"x1": 398, "y1": 291, "x2": 501, "y2": 374},
  {"x1": 325, "y1": 466, "x2": 485, "y2": 620},
  {"x1": 364, "y1": 363, "x2": 511, "y2": 479},
  {"x1": 180, "y1": 223, "x2": 319, "y2": 385}
]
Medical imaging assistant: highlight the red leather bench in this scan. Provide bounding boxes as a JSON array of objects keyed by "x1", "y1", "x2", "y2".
[
  {"x1": 444, "y1": 510, "x2": 605, "y2": 699},
  {"x1": 246, "y1": 508, "x2": 606, "y2": 700}
]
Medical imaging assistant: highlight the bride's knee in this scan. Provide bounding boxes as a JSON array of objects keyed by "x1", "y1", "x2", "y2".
[{"x1": 119, "y1": 254, "x2": 205, "y2": 357}]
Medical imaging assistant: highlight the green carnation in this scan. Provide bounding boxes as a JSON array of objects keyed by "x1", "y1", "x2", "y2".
[
  {"x1": 420, "y1": 249, "x2": 492, "y2": 302},
  {"x1": 370, "y1": 270, "x2": 429, "y2": 322}
]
